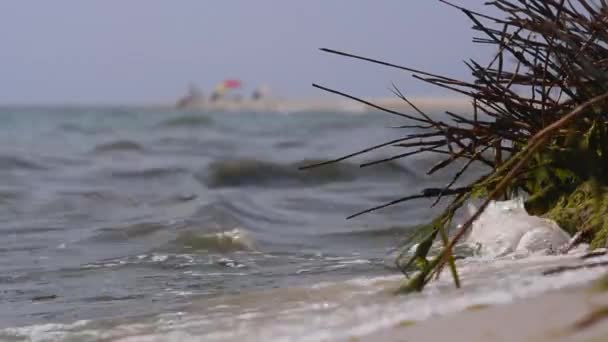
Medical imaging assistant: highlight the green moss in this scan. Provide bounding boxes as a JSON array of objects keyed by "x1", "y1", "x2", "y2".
[
  {"x1": 540, "y1": 181, "x2": 608, "y2": 248},
  {"x1": 592, "y1": 227, "x2": 608, "y2": 249},
  {"x1": 396, "y1": 270, "x2": 428, "y2": 294},
  {"x1": 465, "y1": 303, "x2": 491, "y2": 311},
  {"x1": 397, "y1": 320, "x2": 417, "y2": 327},
  {"x1": 589, "y1": 274, "x2": 608, "y2": 293}
]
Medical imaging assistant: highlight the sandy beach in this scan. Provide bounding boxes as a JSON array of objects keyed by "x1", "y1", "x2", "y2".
[{"x1": 365, "y1": 280, "x2": 608, "y2": 342}]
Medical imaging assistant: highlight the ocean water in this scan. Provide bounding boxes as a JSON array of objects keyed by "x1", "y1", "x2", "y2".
[{"x1": 0, "y1": 107, "x2": 606, "y2": 341}]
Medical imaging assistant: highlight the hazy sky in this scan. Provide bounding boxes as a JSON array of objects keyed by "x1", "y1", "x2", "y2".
[{"x1": 0, "y1": 1, "x2": 491, "y2": 104}]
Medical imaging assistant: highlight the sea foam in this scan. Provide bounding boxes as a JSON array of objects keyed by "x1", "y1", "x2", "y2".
[{"x1": 465, "y1": 198, "x2": 571, "y2": 258}]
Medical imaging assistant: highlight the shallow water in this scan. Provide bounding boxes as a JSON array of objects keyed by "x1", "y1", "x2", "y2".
[{"x1": 1, "y1": 106, "x2": 604, "y2": 341}]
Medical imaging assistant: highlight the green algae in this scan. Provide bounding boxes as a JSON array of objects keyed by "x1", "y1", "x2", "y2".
[
  {"x1": 541, "y1": 182, "x2": 608, "y2": 249},
  {"x1": 397, "y1": 320, "x2": 417, "y2": 327},
  {"x1": 589, "y1": 274, "x2": 608, "y2": 294},
  {"x1": 465, "y1": 303, "x2": 491, "y2": 311}
]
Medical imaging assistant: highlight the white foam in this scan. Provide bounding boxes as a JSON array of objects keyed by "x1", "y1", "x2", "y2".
[{"x1": 465, "y1": 198, "x2": 570, "y2": 257}]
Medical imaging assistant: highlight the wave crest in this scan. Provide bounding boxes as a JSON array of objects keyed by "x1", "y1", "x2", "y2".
[
  {"x1": 158, "y1": 115, "x2": 213, "y2": 128},
  {"x1": 0, "y1": 155, "x2": 47, "y2": 171},
  {"x1": 201, "y1": 158, "x2": 413, "y2": 188},
  {"x1": 172, "y1": 228, "x2": 255, "y2": 253},
  {"x1": 93, "y1": 140, "x2": 144, "y2": 154}
]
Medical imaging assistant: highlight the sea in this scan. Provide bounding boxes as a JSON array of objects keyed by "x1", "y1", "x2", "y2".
[{"x1": 0, "y1": 107, "x2": 606, "y2": 341}]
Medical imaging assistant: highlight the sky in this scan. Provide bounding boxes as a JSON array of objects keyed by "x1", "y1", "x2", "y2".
[{"x1": 0, "y1": 1, "x2": 492, "y2": 105}]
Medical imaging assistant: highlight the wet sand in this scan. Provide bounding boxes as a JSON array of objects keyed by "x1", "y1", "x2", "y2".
[{"x1": 365, "y1": 284, "x2": 608, "y2": 342}]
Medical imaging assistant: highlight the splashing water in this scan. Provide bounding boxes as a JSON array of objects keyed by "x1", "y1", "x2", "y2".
[{"x1": 465, "y1": 198, "x2": 571, "y2": 258}]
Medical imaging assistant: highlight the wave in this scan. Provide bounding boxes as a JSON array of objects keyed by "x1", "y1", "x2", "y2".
[
  {"x1": 81, "y1": 294, "x2": 145, "y2": 303},
  {"x1": 274, "y1": 140, "x2": 306, "y2": 149},
  {"x1": 0, "y1": 155, "x2": 47, "y2": 171},
  {"x1": 91, "y1": 222, "x2": 168, "y2": 242},
  {"x1": 190, "y1": 198, "x2": 291, "y2": 227},
  {"x1": 200, "y1": 158, "x2": 415, "y2": 188},
  {"x1": 89, "y1": 219, "x2": 255, "y2": 253},
  {"x1": 107, "y1": 166, "x2": 188, "y2": 179},
  {"x1": 59, "y1": 123, "x2": 109, "y2": 135},
  {"x1": 158, "y1": 115, "x2": 213, "y2": 128},
  {"x1": 171, "y1": 228, "x2": 255, "y2": 253},
  {"x1": 0, "y1": 189, "x2": 22, "y2": 202},
  {"x1": 0, "y1": 225, "x2": 65, "y2": 236},
  {"x1": 92, "y1": 140, "x2": 144, "y2": 154},
  {"x1": 322, "y1": 225, "x2": 413, "y2": 239}
]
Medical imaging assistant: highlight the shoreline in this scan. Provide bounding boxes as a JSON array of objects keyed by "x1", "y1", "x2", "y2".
[
  {"x1": 4, "y1": 251, "x2": 608, "y2": 341},
  {"x1": 175, "y1": 96, "x2": 472, "y2": 113},
  {"x1": 0, "y1": 96, "x2": 472, "y2": 113}
]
